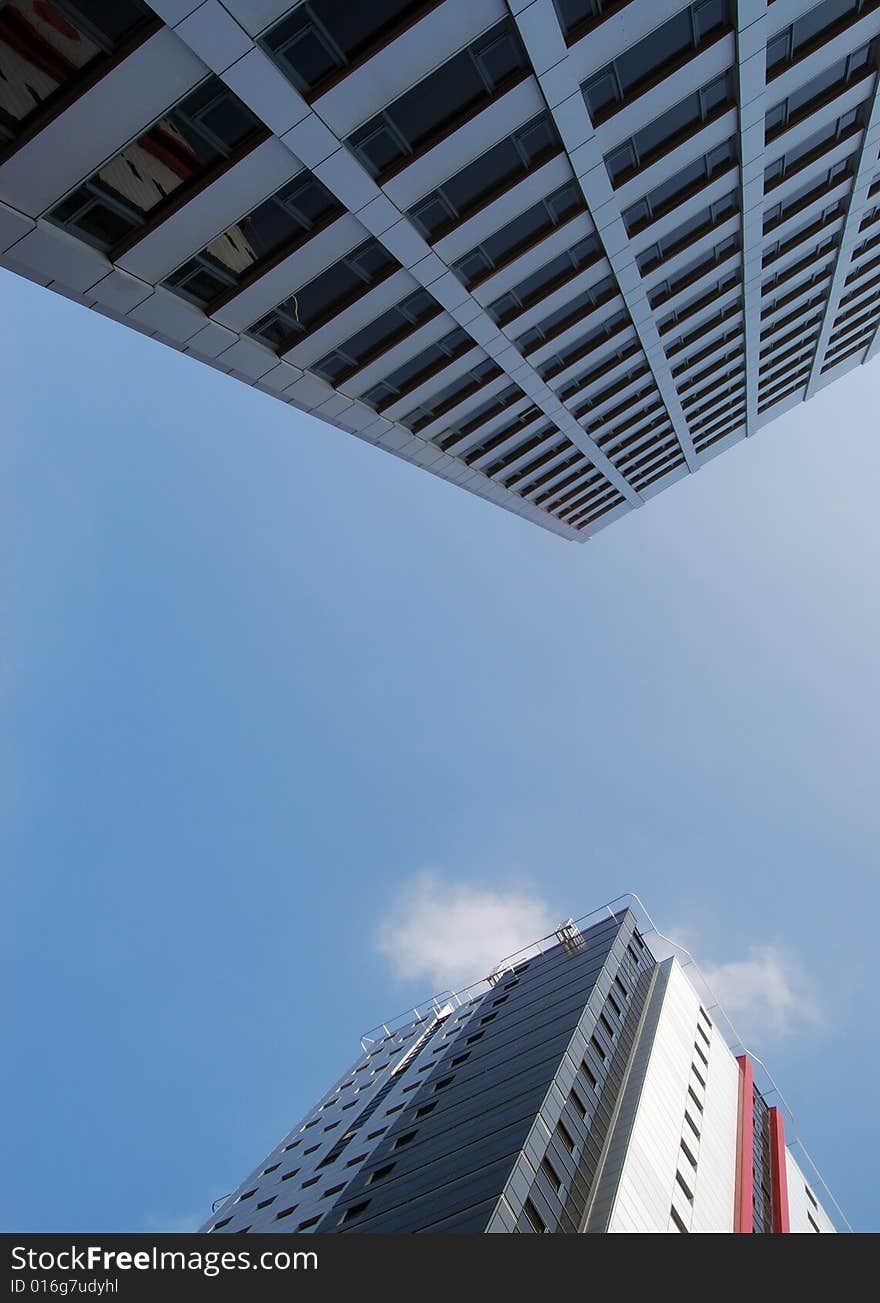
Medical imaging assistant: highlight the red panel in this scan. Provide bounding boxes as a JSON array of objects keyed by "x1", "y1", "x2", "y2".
[
  {"x1": 734, "y1": 1055, "x2": 754, "y2": 1234},
  {"x1": 769, "y1": 1107, "x2": 791, "y2": 1234}
]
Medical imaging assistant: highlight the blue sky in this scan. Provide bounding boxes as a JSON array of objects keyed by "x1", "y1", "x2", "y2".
[{"x1": 3, "y1": 266, "x2": 877, "y2": 1233}]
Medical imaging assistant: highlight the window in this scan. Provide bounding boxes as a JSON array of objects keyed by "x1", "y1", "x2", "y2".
[
  {"x1": 255, "y1": 1195, "x2": 276, "y2": 1209},
  {"x1": 541, "y1": 1157, "x2": 563, "y2": 1193},
  {"x1": 767, "y1": 0, "x2": 876, "y2": 80},
  {"x1": 670, "y1": 1204, "x2": 690, "y2": 1232},
  {"x1": 301, "y1": 1176, "x2": 319, "y2": 1189},
  {"x1": 297, "y1": 1215, "x2": 321, "y2": 1230},
  {"x1": 694, "y1": 1041, "x2": 709, "y2": 1068},
  {"x1": 687, "y1": 1085, "x2": 704, "y2": 1113},
  {"x1": 453, "y1": 183, "x2": 585, "y2": 288},
  {"x1": 409, "y1": 113, "x2": 562, "y2": 241},
  {"x1": 764, "y1": 106, "x2": 865, "y2": 188},
  {"x1": 766, "y1": 41, "x2": 874, "y2": 138},
  {"x1": 465, "y1": 1031, "x2": 486, "y2": 1045},
  {"x1": 47, "y1": 76, "x2": 264, "y2": 254},
  {"x1": 807, "y1": 1211, "x2": 822, "y2": 1232},
  {"x1": 275, "y1": 1205, "x2": 298, "y2": 1220},
  {"x1": 346, "y1": 19, "x2": 528, "y2": 181},
  {"x1": 763, "y1": 158, "x2": 854, "y2": 231},
  {"x1": 323, "y1": 1183, "x2": 346, "y2": 1197},
  {"x1": 614, "y1": 976, "x2": 629, "y2": 1000},
  {"x1": 680, "y1": 1137, "x2": 698, "y2": 1168},
  {"x1": 281, "y1": 1168, "x2": 300, "y2": 1181},
  {"x1": 479, "y1": 1011, "x2": 499, "y2": 1025},
  {"x1": 261, "y1": 1163, "x2": 280, "y2": 1175},
  {"x1": 164, "y1": 169, "x2": 343, "y2": 309},
  {"x1": 415, "y1": 1101, "x2": 438, "y2": 1117},
  {"x1": 648, "y1": 234, "x2": 740, "y2": 307},
  {"x1": 522, "y1": 1197, "x2": 547, "y2": 1232},
  {"x1": 488, "y1": 237, "x2": 601, "y2": 327},
  {"x1": 515, "y1": 276, "x2": 618, "y2": 354},
  {"x1": 605, "y1": 71, "x2": 735, "y2": 184},
  {"x1": 537, "y1": 308, "x2": 630, "y2": 380},
  {"x1": 210, "y1": 1216, "x2": 232, "y2": 1230},
  {"x1": 599, "y1": 1012, "x2": 616, "y2": 1039},
  {"x1": 237, "y1": 1189, "x2": 257, "y2": 1201},
  {"x1": 345, "y1": 1153, "x2": 368, "y2": 1166},
  {"x1": 558, "y1": 1122, "x2": 575, "y2": 1153},
  {"x1": 675, "y1": 1169, "x2": 694, "y2": 1202},
  {"x1": 262, "y1": 0, "x2": 439, "y2": 99},
  {"x1": 369, "y1": 1163, "x2": 396, "y2": 1183},
  {"x1": 637, "y1": 193, "x2": 738, "y2": 274},
  {"x1": 582, "y1": 1, "x2": 731, "y2": 123},
  {"x1": 622, "y1": 139, "x2": 738, "y2": 234},
  {"x1": 360, "y1": 327, "x2": 474, "y2": 411},
  {"x1": 433, "y1": 1075, "x2": 455, "y2": 1091},
  {"x1": 339, "y1": 1200, "x2": 371, "y2": 1224},
  {"x1": 247, "y1": 239, "x2": 399, "y2": 352},
  {"x1": 684, "y1": 1111, "x2": 701, "y2": 1140},
  {"x1": 0, "y1": 0, "x2": 158, "y2": 157},
  {"x1": 805, "y1": 1184, "x2": 819, "y2": 1208},
  {"x1": 312, "y1": 289, "x2": 439, "y2": 384}
]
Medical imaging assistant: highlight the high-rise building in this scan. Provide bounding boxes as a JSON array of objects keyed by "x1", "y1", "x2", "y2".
[
  {"x1": 2, "y1": 1, "x2": 879, "y2": 541},
  {"x1": 201, "y1": 904, "x2": 844, "y2": 1233}
]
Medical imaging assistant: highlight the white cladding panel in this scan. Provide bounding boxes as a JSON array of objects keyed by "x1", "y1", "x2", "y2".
[{"x1": 785, "y1": 1148, "x2": 838, "y2": 1234}]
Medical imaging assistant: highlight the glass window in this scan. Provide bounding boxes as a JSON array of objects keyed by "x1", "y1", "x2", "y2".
[
  {"x1": 552, "y1": 0, "x2": 634, "y2": 41},
  {"x1": 346, "y1": 19, "x2": 527, "y2": 180},
  {"x1": 246, "y1": 238, "x2": 399, "y2": 352},
  {"x1": 622, "y1": 138, "x2": 737, "y2": 233},
  {"x1": 402, "y1": 357, "x2": 502, "y2": 430},
  {"x1": 361, "y1": 326, "x2": 472, "y2": 410},
  {"x1": 767, "y1": 0, "x2": 865, "y2": 77},
  {"x1": 47, "y1": 75, "x2": 264, "y2": 252},
  {"x1": 262, "y1": 0, "x2": 433, "y2": 98},
  {"x1": 312, "y1": 288, "x2": 439, "y2": 383},
  {"x1": 165, "y1": 169, "x2": 342, "y2": 307},
  {"x1": 453, "y1": 183, "x2": 585, "y2": 288},
  {"x1": 538, "y1": 308, "x2": 629, "y2": 379},
  {"x1": 765, "y1": 41, "x2": 873, "y2": 135},
  {"x1": 605, "y1": 71, "x2": 735, "y2": 184},
  {"x1": 764, "y1": 105, "x2": 863, "y2": 187},
  {"x1": 637, "y1": 192, "x2": 738, "y2": 273},
  {"x1": 408, "y1": 113, "x2": 560, "y2": 241},
  {"x1": 487, "y1": 235, "x2": 600, "y2": 323},
  {"x1": 582, "y1": 0, "x2": 730, "y2": 122},
  {"x1": 0, "y1": 0, "x2": 156, "y2": 152},
  {"x1": 516, "y1": 276, "x2": 617, "y2": 352}
]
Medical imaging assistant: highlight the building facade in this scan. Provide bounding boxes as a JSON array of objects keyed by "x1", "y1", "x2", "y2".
[
  {"x1": 2, "y1": 0, "x2": 879, "y2": 541},
  {"x1": 201, "y1": 908, "x2": 839, "y2": 1233}
]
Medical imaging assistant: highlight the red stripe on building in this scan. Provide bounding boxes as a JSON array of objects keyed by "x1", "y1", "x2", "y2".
[
  {"x1": 768, "y1": 1106, "x2": 791, "y2": 1234},
  {"x1": 734, "y1": 1054, "x2": 754, "y2": 1233}
]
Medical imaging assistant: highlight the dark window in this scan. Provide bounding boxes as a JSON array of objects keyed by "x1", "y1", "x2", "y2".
[
  {"x1": 766, "y1": 40, "x2": 874, "y2": 137},
  {"x1": 648, "y1": 233, "x2": 740, "y2": 308},
  {"x1": 522, "y1": 1197, "x2": 547, "y2": 1232},
  {"x1": 767, "y1": 0, "x2": 876, "y2": 79},
  {"x1": 346, "y1": 19, "x2": 528, "y2": 181},
  {"x1": 369, "y1": 1163, "x2": 396, "y2": 1183},
  {"x1": 637, "y1": 192, "x2": 738, "y2": 274},
  {"x1": 484, "y1": 231, "x2": 602, "y2": 320},
  {"x1": 47, "y1": 75, "x2": 264, "y2": 253},
  {"x1": 415, "y1": 1101, "x2": 437, "y2": 1117},
  {"x1": 297, "y1": 1215, "x2": 321, "y2": 1229},
  {"x1": 323, "y1": 1183, "x2": 346, "y2": 1197},
  {"x1": 0, "y1": 0, "x2": 158, "y2": 155},
  {"x1": 763, "y1": 156, "x2": 854, "y2": 231},
  {"x1": 558, "y1": 1122, "x2": 575, "y2": 1153},
  {"x1": 165, "y1": 169, "x2": 343, "y2": 308},
  {"x1": 211, "y1": 1216, "x2": 232, "y2": 1230},
  {"x1": 453, "y1": 183, "x2": 586, "y2": 288},
  {"x1": 409, "y1": 113, "x2": 561, "y2": 241},
  {"x1": 765, "y1": 106, "x2": 864, "y2": 189},
  {"x1": 275, "y1": 1205, "x2": 298, "y2": 1219},
  {"x1": 670, "y1": 1204, "x2": 690, "y2": 1232},
  {"x1": 541, "y1": 1157, "x2": 562, "y2": 1193},
  {"x1": 280, "y1": 1168, "x2": 300, "y2": 1181},
  {"x1": 582, "y1": 1, "x2": 731, "y2": 122},
  {"x1": 360, "y1": 327, "x2": 473, "y2": 411},
  {"x1": 237, "y1": 1189, "x2": 257, "y2": 1201},
  {"x1": 262, "y1": 0, "x2": 438, "y2": 99},
  {"x1": 255, "y1": 1195, "x2": 276, "y2": 1209},
  {"x1": 515, "y1": 275, "x2": 618, "y2": 353},
  {"x1": 553, "y1": 0, "x2": 636, "y2": 44},
  {"x1": 313, "y1": 288, "x2": 439, "y2": 383},
  {"x1": 537, "y1": 307, "x2": 630, "y2": 380},
  {"x1": 247, "y1": 238, "x2": 399, "y2": 352},
  {"x1": 605, "y1": 71, "x2": 735, "y2": 184},
  {"x1": 622, "y1": 138, "x2": 738, "y2": 234},
  {"x1": 433, "y1": 1075, "x2": 455, "y2": 1091},
  {"x1": 340, "y1": 1200, "x2": 371, "y2": 1224},
  {"x1": 261, "y1": 1163, "x2": 280, "y2": 1175}
]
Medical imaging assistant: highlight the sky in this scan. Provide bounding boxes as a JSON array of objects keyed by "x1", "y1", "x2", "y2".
[{"x1": 3, "y1": 265, "x2": 878, "y2": 1233}]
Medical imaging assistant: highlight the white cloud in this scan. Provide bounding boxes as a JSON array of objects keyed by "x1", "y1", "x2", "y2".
[
  {"x1": 376, "y1": 872, "x2": 555, "y2": 991},
  {"x1": 699, "y1": 945, "x2": 823, "y2": 1042}
]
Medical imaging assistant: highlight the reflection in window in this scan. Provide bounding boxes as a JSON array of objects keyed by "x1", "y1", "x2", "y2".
[
  {"x1": 0, "y1": 0, "x2": 156, "y2": 152},
  {"x1": 622, "y1": 138, "x2": 738, "y2": 234},
  {"x1": 164, "y1": 170, "x2": 343, "y2": 308},
  {"x1": 582, "y1": 0, "x2": 731, "y2": 123},
  {"x1": 408, "y1": 113, "x2": 561, "y2": 242},
  {"x1": 312, "y1": 288, "x2": 440, "y2": 384},
  {"x1": 247, "y1": 238, "x2": 399, "y2": 352},
  {"x1": 261, "y1": 0, "x2": 436, "y2": 99},
  {"x1": 604, "y1": 71, "x2": 735, "y2": 185},
  {"x1": 453, "y1": 183, "x2": 585, "y2": 288},
  {"x1": 346, "y1": 18, "x2": 528, "y2": 181},
  {"x1": 47, "y1": 76, "x2": 264, "y2": 252}
]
